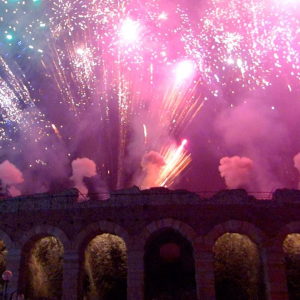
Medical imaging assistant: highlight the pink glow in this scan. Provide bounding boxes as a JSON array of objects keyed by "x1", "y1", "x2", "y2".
[
  {"x1": 120, "y1": 18, "x2": 139, "y2": 42},
  {"x1": 175, "y1": 60, "x2": 195, "y2": 81},
  {"x1": 158, "y1": 12, "x2": 168, "y2": 20}
]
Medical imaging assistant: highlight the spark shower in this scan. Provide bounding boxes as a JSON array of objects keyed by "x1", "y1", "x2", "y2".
[{"x1": 0, "y1": 0, "x2": 300, "y2": 196}]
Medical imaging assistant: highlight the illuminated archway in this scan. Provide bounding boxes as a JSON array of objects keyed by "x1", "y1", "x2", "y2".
[
  {"x1": 83, "y1": 233, "x2": 127, "y2": 300},
  {"x1": 213, "y1": 233, "x2": 266, "y2": 300},
  {"x1": 283, "y1": 233, "x2": 300, "y2": 300},
  {"x1": 20, "y1": 236, "x2": 64, "y2": 300}
]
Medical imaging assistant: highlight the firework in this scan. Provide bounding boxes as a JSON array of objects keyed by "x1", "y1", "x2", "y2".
[
  {"x1": 51, "y1": 124, "x2": 62, "y2": 140},
  {"x1": 1, "y1": 0, "x2": 300, "y2": 194},
  {"x1": 0, "y1": 57, "x2": 34, "y2": 124},
  {"x1": 191, "y1": 0, "x2": 300, "y2": 94},
  {"x1": 158, "y1": 139, "x2": 191, "y2": 188}
]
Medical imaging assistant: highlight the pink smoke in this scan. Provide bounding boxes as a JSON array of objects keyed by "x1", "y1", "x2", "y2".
[
  {"x1": 293, "y1": 153, "x2": 300, "y2": 188},
  {"x1": 219, "y1": 156, "x2": 254, "y2": 189},
  {"x1": 215, "y1": 102, "x2": 288, "y2": 192},
  {"x1": 140, "y1": 151, "x2": 166, "y2": 189},
  {"x1": 70, "y1": 158, "x2": 97, "y2": 201},
  {"x1": 0, "y1": 160, "x2": 24, "y2": 197}
]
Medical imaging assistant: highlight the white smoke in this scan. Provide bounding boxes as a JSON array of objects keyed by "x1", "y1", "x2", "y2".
[
  {"x1": 215, "y1": 101, "x2": 288, "y2": 192},
  {"x1": 219, "y1": 156, "x2": 254, "y2": 189},
  {"x1": 140, "y1": 151, "x2": 166, "y2": 189},
  {"x1": 70, "y1": 158, "x2": 97, "y2": 201},
  {"x1": 0, "y1": 160, "x2": 24, "y2": 197},
  {"x1": 293, "y1": 153, "x2": 300, "y2": 188}
]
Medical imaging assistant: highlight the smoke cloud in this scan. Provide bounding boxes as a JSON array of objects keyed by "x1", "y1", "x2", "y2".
[
  {"x1": 293, "y1": 153, "x2": 300, "y2": 188},
  {"x1": 140, "y1": 151, "x2": 166, "y2": 189},
  {"x1": 219, "y1": 156, "x2": 254, "y2": 189},
  {"x1": 0, "y1": 160, "x2": 24, "y2": 197},
  {"x1": 70, "y1": 158, "x2": 97, "y2": 201},
  {"x1": 215, "y1": 101, "x2": 288, "y2": 192}
]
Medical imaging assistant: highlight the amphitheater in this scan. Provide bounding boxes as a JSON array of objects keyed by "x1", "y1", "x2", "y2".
[{"x1": 1, "y1": 186, "x2": 300, "y2": 300}]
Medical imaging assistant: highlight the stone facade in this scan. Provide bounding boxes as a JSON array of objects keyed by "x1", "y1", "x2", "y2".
[{"x1": 1, "y1": 187, "x2": 300, "y2": 299}]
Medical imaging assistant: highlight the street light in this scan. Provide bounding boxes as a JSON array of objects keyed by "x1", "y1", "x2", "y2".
[
  {"x1": 1, "y1": 271, "x2": 24, "y2": 300},
  {"x1": 2, "y1": 270, "x2": 12, "y2": 300}
]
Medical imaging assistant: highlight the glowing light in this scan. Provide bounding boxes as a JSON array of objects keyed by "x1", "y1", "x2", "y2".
[
  {"x1": 76, "y1": 48, "x2": 84, "y2": 55},
  {"x1": 158, "y1": 12, "x2": 168, "y2": 20},
  {"x1": 237, "y1": 58, "x2": 243, "y2": 68},
  {"x1": 227, "y1": 58, "x2": 234, "y2": 64},
  {"x1": 120, "y1": 18, "x2": 139, "y2": 42},
  {"x1": 51, "y1": 124, "x2": 62, "y2": 139},
  {"x1": 158, "y1": 139, "x2": 191, "y2": 187},
  {"x1": 143, "y1": 124, "x2": 147, "y2": 144},
  {"x1": 175, "y1": 60, "x2": 195, "y2": 82},
  {"x1": 181, "y1": 139, "x2": 187, "y2": 147}
]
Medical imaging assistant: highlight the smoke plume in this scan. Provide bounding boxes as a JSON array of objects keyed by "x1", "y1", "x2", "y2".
[
  {"x1": 215, "y1": 101, "x2": 288, "y2": 192},
  {"x1": 140, "y1": 151, "x2": 166, "y2": 189},
  {"x1": 293, "y1": 153, "x2": 300, "y2": 188},
  {"x1": 70, "y1": 158, "x2": 97, "y2": 201},
  {"x1": 0, "y1": 160, "x2": 24, "y2": 197},
  {"x1": 219, "y1": 156, "x2": 254, "y2": 189}
]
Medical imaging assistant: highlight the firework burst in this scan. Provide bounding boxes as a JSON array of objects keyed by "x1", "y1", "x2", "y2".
[{"x1": 0, "y1": 0, "x2": 300, "y2": 194}]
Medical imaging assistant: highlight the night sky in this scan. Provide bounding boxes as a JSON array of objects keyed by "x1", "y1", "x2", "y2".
[{"x1": 1, "y1": 0, "x2": 300, "y2": 198}]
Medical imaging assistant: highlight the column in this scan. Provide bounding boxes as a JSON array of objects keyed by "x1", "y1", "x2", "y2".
[
  {"x1": 194, "y1": 240, "x2": 216, "y2": 300},
  {"x1": 264, "y1": 242, "x2": 289, "y2": 300},
  {"x1": 5, "y1": 248, "x2": 22, "y2": 294},
  {"x1": 127, "y1": 250, "x2": 144, "y2": 300},
  {"x1": 62, "y1": 250, "x2": 80, "y2": 300}
]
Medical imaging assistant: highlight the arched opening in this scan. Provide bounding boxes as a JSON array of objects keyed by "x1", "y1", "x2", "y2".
[
  {"x1": 20, "y1": 236, "x2": 64, "y2": 300},
  {"x1": 213, "y1": 233, "x2": 266, "y2": 300},
  {"x1": 283, "y1": 233, "x2": 300, "y2": 300},
  {"x1": 83, "y1": 233, "x2": 127, "y2": 300},
  {"x1": 144, "y1": 228, "x2": 197, "y2": 300},
  {"x1": 0, "y1": 240, "x2": 7, "y2": 297}
]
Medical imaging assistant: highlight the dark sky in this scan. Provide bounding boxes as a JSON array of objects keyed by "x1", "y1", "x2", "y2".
[{"x1": 1, "y1": 0, "x2": 300, "y2": 197}]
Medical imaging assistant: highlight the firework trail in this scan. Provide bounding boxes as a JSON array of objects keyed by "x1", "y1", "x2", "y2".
[
  {"x1": 192, "y1": 0, "x2": 300, "y2": 95},
  {"x1": 158, "y1": 139, "x2": 191, "y2": 188},
  {"x1": 43, "y1": 0, "x2": 202, "y2": 189},
  {"x1": 1, "y1": 0, "x2": 300, "y2": 194},
  {"x1": 0, "y1": 57, "x2": 34, "y2": 125}
]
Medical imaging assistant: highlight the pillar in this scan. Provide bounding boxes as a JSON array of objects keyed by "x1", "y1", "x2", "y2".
[
  {"x1": 5, "y1": 248, "x2": 22, "y2": 294},
  {"x1": 127, "y1": 250, "x2": 144, "y2": 300},
  {"x1": 264, "y1": 241, "x2": 289, "y2": 300},
  {"x1": 194, "y1": 240, "x2": 216, "y2": 300},
  {"x1": 62, "y1": 250, "x2": 80, "y2": 300}
]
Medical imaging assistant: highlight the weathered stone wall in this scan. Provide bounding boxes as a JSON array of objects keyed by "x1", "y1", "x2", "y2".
[{"x1": 1, "y1": 187, "x2": 300, "y2": 300}]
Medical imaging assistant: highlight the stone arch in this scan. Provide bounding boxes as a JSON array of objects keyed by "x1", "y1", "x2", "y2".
[
  {"x1": 272, "y1": 221, "x2": 300, "y2": 257},
  {"x1": 277, "y1": 221, "x2": 300, "y2": 245},
  {"x1": 213, "y1": 232, "x2": 267, "y2": 300},
  {"x1": 18, "y1": 225, "x2": 68, "y2": 300},
  {"x1": 139, "y1": 218, "x2": 198, "y2": 249},
  {"x1": 143, "y1": 218, "x2": 198, "y2": 300},
  {"x1": 19, "y1": 224, "x2": 70, "y2": 250},
  {"x1": 206, "y1": 221, "x2": 268, "y2": 300},
  {"x1": 0, "y1": 229, "x2": 14, "y2": 250},
  {"x1": 204, "y1": 220, "x2": 267, "y2": 248},
  {"x1": 73, "y1": 221, "x2": 130, "y2": 300},
  {"x1": 277, "y1": 222, "x2": 300, "y2": 300},
  {"x1": 72, "y1": 220, "x2": 130, "y2": 252}
]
